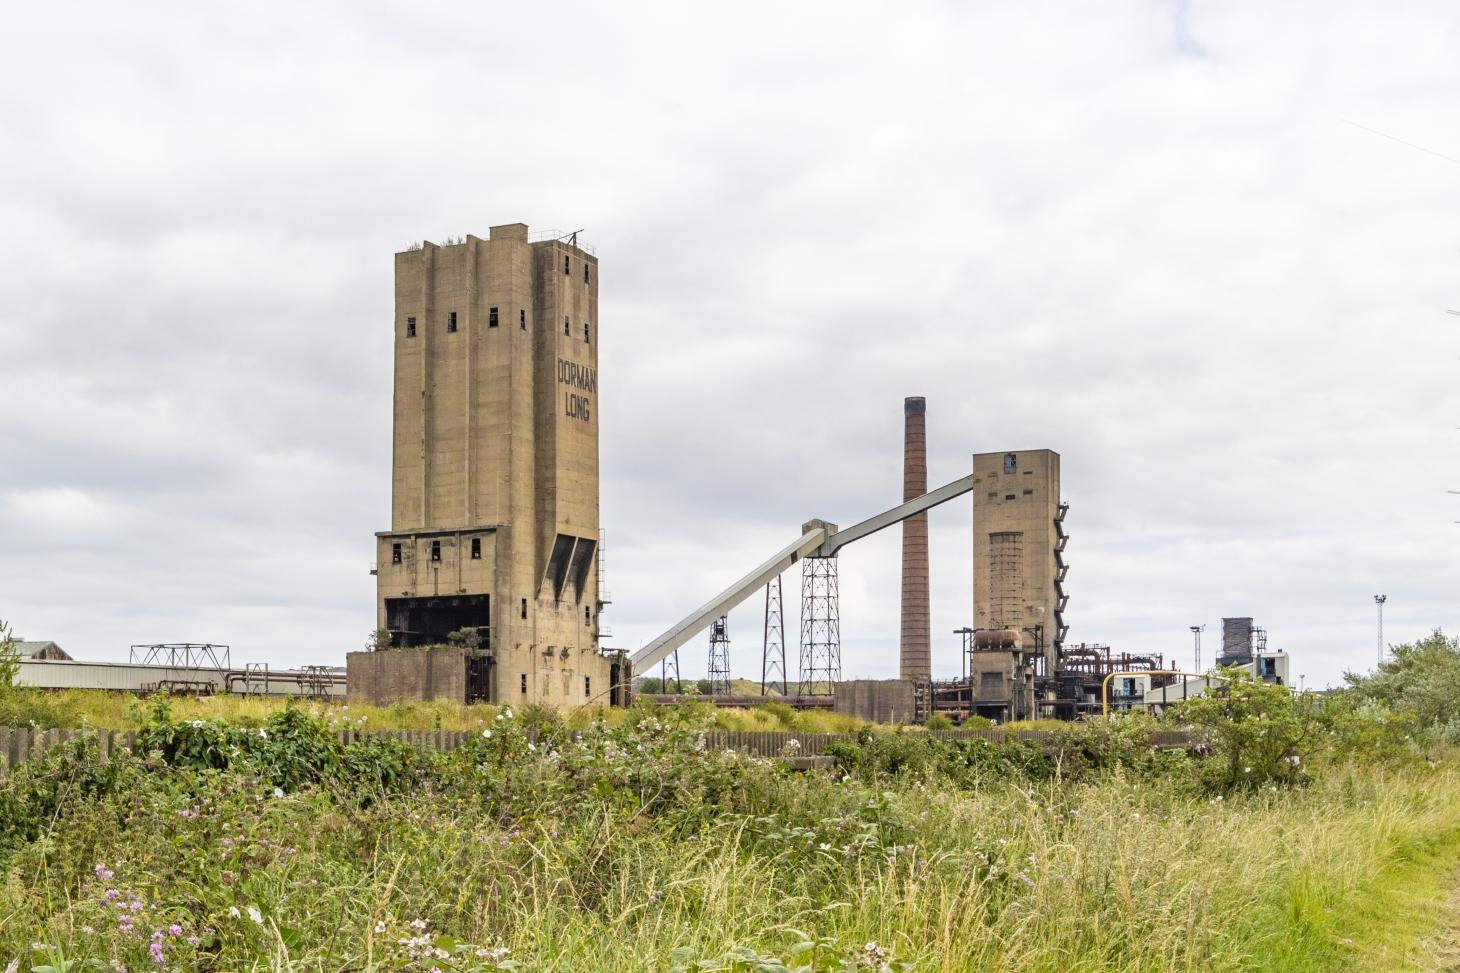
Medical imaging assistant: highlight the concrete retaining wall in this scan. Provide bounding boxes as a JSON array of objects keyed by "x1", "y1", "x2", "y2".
[
  {"x1": 346, "y1": 648, "x2": 468, "y2": 704},
  {"x1": 834, "y1": 679, "x2": 918, "y2": 724}
]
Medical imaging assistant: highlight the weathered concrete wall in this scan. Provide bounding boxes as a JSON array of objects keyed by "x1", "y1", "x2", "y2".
[
  {"x1": 346, "y1": 648, "x2": 467, "y2": 705},
  {"x1": 375, "y1": 223, "x2": 614, "y2": 705},
  {"x1": 972, "y1": 449, "x2": 1062, "y2": 671},
  {"x1": 833, "y1": 679, "x2": 917, "y2": 725}
]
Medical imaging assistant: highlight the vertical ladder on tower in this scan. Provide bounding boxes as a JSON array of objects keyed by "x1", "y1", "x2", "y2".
[{"x1": 1053, "y1": 501, "x2": 1070, "y2": 649}]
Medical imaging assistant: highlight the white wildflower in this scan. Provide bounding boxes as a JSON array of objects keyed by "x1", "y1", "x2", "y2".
[
  {"x1": 482, "y1": 729, "x2": 492, "y2": 739},
  {"x1": 272, "y1": 787, "x2": 284, "y2": 798},
  {"x1": 247, "y1": 906, "x2": 263, "y2": 925},
  {"x1": 228, "y1": 906, "x2": 241, "y2": 918}
]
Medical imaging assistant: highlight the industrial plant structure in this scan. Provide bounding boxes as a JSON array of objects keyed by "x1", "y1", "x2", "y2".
[
  {"x1": 352, "y1": 224, "x2": 626, "y2": 708},
  {"x1": 15, "y1": 223, "x2": 1292, "y2": 722}
]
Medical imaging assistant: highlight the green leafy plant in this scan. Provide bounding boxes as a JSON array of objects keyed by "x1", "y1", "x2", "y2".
[{"x1": 0, "y1": 618, "x2": 19, "y2": 690}]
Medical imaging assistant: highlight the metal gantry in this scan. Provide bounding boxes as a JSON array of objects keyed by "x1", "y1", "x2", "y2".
[
  {"x1": 296, "y1": 665, "x2": 333, "y2": 700},
  {"x1": 761, "y1": 576, "x2": 786, "y2": 696},
  {"x1": 129, "y1": 643, "x2": 231, "y2": 670},
  {"x1": 243, "y1": 662, "x2": 270, "y2": 697},
  {"x1": 799, "y1": 555, "x2": 840, "y2": 695},
  {"x1": 707, "y1": 615, "x2": 731, "y2": 695}
]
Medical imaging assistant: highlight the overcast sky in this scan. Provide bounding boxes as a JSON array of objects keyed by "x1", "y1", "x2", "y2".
[{"x1": 2, "y1": 1, "x2": 1456, "y2": 689}]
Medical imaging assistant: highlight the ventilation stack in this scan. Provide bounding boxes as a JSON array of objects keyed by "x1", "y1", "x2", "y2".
[{"x1": 900, "y1": 396, "x2": 932, "y2": 683}]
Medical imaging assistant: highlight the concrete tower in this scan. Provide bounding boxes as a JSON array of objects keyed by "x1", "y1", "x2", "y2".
[
  {"x1": 371, "y1": 223, "x2": 618, "y2": 706},
  {"x1": 972, "y1": 449, "x2": 1064, "y2": 675},
  {"x1": 899, "y1": 397, "x2": 931, "y2": 682}
]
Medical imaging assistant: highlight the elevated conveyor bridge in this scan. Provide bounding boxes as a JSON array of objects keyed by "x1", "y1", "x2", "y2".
[{"x1": 630, "y1": 474, "x2": 976, "y2": 676}]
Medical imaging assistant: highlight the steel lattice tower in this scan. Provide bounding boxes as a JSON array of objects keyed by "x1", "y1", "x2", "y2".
[
  {"x1": 799, "y1": 555, "x2": 840, "y2": 695},
  {"x1": 660, "y1": 649, "x2": 681, "y2": 694},
  {"x1": 761, "y1": 576, "x2": 786, "y2": 696},
  {"x1": 707, "y1": 615, "x2": 731, "y2": 695}
]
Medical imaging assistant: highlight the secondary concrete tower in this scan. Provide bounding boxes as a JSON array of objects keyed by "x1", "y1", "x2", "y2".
[
  {"x1": 972, "y1": 449, "x2": 1065, "y2": 675},
  {"x1": 372, "y1": 224, "x2": 618, "y2": 707},
  {"x1": 899, "y1": 397, "x2": 931, "y2": 682}
]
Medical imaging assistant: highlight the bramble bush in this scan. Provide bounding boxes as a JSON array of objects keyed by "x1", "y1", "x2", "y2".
[{"x1": 2, "y1": 667, "x2": 1457, "y2": 971}]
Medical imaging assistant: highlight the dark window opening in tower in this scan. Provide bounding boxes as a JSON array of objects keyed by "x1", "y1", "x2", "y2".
[
  {"x1": 564, "y1": 316, "x2": 570, "y2": 336},
  {"x1": 584, "y1": 323, "x2": 590, "y2": 343},
  {"x1": 564, "y1": 254, "x2": 570, "y2": 275},
  {"x1": 447, "y1": 311, "x2": 458, "y2": 333},
  {"x1": 584, "y1": 264, "x2": 590, "y2": 284},
  {"x1": 584, "y1": 606, "x2": 591, "y2": 626},
  {"x1": 430, "y1": 540, "x2": 441, "y2": 561},
  {"x1": 1003, "y1": 453, "x2": 1017, "y2": 474},
  {"x1": 406, "y1": 316, "x2": 416, "y2": 338},
  {"x1": 520, "y1": 598, "x2": 527, "y2": 619},
  {"x1": 584, "y1": 676, "x2": 591, "y2": 697},
  {"x1": 520, "y1": 673, "x2": 528, "y2": 693},
  {"x1": 488, "y1": 307, "x2": 499, "y2": 328},
  {"x1": 471, "y1": 537, "x2": 481, "y2": 559},
  {"x1": 519, "y1": 308, "x2": 526, "y2": 329},
  {"x1": 1004, "y1": 494, "x2": 1016, "y2": 501},
  {"x1": 391, "y1": 543, "x2": 402, "y2": 564}
]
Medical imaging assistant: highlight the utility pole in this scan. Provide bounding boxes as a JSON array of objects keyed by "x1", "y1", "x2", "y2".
[
  {"x1": 1189, "y1": 624, "x2": 1205, "y2": 673},
  {"x1": 1374, "y1": 594, "x2": 1387, "y2": 666},
  {"x1": 954, "y1": 627, "x2": 974, "y2": 718}
]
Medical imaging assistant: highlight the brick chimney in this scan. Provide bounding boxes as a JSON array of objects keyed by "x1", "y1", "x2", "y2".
[{"x1": 900, "y1": 396, "x2": 931, "y2": 682}]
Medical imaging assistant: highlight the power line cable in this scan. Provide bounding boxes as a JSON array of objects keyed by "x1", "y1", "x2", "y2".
[{"x1": 1343, "y1": 119, "x2": 1460, "y2": 166}]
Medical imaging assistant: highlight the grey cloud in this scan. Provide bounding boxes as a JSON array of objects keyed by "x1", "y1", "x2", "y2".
[{"x1": 2, "y1": 0, "x2": 1457, "y2": 687}]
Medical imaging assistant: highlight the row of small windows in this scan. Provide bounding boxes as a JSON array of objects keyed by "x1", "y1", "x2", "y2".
[
  {"x1": 985, "y1": 489, "x2": 1035, "y2": 501},
  {"x1": 565, "y1": 255, "x2": 591, "y2": 284},
  {"x1": 405, "y1": 310, "x2": 587, "y2": 341},
  {"x1": 390, "y1": 538, "x2": 483, "y2": 563},
  {"x1": 518, "y1": 672, "x2": 593, "y2": 697}
]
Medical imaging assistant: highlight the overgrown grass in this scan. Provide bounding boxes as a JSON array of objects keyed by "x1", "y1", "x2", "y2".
[
  {"x1": 4, "y1": 705, "x2": 1460, "y2": 971},
  {"x1": 0, "y1": 687, "x2": 885, "y2": 734}
]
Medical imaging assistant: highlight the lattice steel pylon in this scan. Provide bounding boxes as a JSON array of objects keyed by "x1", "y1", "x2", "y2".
[
  {"x1": 660, "y1": 649, "x2": 681, "y2": 694},
  {"x1": 707, "y1": 615, "x2": 731, "y2": 695},
  {"x1": 799, "y1": 555, "x2": 840, "y2": 695},
  {"x1": 761, "y1": 575, "x2": 786, "y2": 696}
]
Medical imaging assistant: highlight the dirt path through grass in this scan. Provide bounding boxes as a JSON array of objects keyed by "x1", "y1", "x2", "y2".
[{"x1": 1417, "y1": 874, "x2": 1460, "y2": 972}]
